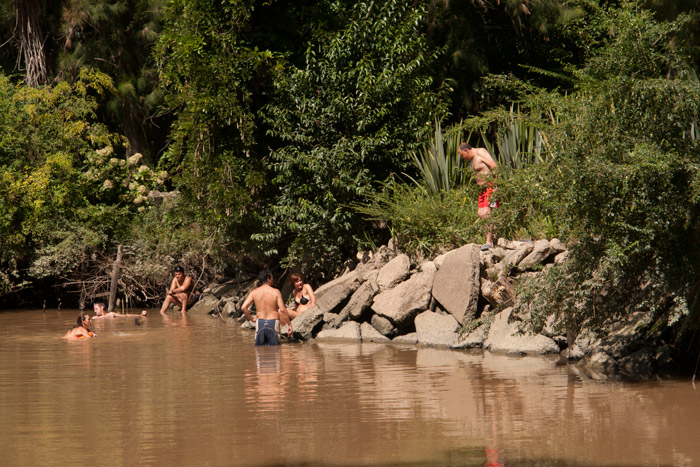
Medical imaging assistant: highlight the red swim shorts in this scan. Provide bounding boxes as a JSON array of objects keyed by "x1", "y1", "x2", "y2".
[{"x1": 478, "y1": 186, "x2": 499, "y2": 209}]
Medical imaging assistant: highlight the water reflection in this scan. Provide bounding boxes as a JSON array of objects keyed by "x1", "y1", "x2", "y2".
[{"x1": 0, "y1": 310, "x2": 698, "y2": 467}]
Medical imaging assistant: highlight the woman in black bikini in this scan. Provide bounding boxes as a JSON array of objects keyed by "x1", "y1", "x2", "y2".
[{"x1": 286, "y1": 273, "x2": 316, "y2": 319}]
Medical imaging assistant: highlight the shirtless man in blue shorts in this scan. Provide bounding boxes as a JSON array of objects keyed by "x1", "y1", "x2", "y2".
[{"x1": 241, "y1": 270, "x2": 293, "y2": 345}]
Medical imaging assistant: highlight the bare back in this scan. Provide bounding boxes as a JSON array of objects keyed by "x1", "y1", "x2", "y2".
[
  {"x1": 470, "y1": 148, "x2": 497, "y2": 186},
  {"x1": 242, "y1": 284, "x2": 285, "y2": 321}
]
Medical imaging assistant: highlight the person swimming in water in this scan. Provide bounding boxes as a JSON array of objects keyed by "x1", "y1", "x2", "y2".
[
  {"x1": 285, "y1": 273, "x2": 316, "y2": 320},
  {"x1": 62, "y1": 313, "x2": 95, "y2": 340},
  {"x1": 92, "y1": 302, "x2": 148, "y2": 319}
]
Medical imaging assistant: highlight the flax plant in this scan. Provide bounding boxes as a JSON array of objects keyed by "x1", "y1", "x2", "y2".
[
  {"x1": 408, "y1": 121, "x2": 470, "y2": 195},
  {"x1": 483, "y1": 105, "x2": 553, "y2": 178}
]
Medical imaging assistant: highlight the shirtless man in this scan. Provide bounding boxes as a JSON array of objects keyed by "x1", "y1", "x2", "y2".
[
  {"x1": 459, "y1": 143, "x2": 499, "y2": 250},
  {"x1": 241, "y1": 269, "x2": 293, "y2": 346},
  {"x1": 92, "y1": 302, "x2": 147, "y2": 319},
  {"x1": 159, "y1": 265, "x2": 195, "y2": 315}
]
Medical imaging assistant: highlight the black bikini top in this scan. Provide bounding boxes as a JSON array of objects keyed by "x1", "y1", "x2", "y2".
[{"x1": 294, "y1": 294, "x2": 310, "y2": 306}]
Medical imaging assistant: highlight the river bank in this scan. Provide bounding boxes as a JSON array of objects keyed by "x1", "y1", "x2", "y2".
[{"x1": 188, "y1": 239, "x2": 685, "y2": 381}]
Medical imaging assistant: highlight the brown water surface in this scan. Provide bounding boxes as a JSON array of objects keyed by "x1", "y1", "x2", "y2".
[{"x1": 1, "y1": 309, "x2": 699, "y2": 466}]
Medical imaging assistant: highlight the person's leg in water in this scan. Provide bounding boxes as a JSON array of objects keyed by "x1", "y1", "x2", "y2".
[
  {"x1": 159, "y1": 292, "x2": 190, "y2": 315},
  {"x1": 278, "y1": 308, "x2": 294, "y2": 337}
]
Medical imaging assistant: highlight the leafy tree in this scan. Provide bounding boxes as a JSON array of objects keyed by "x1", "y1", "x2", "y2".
[
  {"x1": 155, "y1": 0, "x2": 281, "y2": 263},
  {"x1": 488, "y1": 2, "x2": 700, "y2": 346},
  {"x1": 0, "y1": 69, "x2": 162, "y2": 297},
  {"x1": 258, "y1": 0, "x2": 450, "y2": 272},
  {"x1": 58, "y1": 0, "x2": 166, "y2": 160}
]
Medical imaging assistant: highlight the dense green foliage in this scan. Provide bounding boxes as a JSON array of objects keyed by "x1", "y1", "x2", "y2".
[
  {"x1": 257, "y1": 1, "x2": 449, "y2": 271},
  {"x1": 0, "y1": 69, "x2": 161, "y2": 297}
]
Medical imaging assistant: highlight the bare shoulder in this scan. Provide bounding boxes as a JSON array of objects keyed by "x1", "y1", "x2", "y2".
[{"x1": 477, "y1": 148, "x2": 497, "y2": 167}]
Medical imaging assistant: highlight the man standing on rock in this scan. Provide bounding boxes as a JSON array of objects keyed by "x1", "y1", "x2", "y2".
[
  {"x1": 459, "y1": 142, "x2": 499, "y2": 250},
  {"x1": 241, "y1": 269, "x2": 293, "y2": 345}
]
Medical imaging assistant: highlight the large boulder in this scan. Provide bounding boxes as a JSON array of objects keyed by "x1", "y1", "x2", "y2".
[
  {"x1": 504, "y1": 242, "x2": 534, "y2": 268},
  {"x1": 431, "y1": 244, "x2": 481, "y2": 324},
  {"x1": 315, "y1": 321, "x2": 362, "y2": 341},
  {"x1": 392, "y1": 332, "x2": 419, "y2": 345},
  {"x1": 372, "y1": 254, "x2": 410, "y2": 291},
  {"x1": 372, "y1": 261, "x2": 437, "y2": 328},
  {"x1": 414, "y1": 310, "x2": 460, "y2": 347},
  {"x1": 221, "y1": 297, "x2": 242, "y2": 318},
  {"x1": 331, "y1": 281, "x2": 375, "y2": 326},
  {"x1": 360, "y1": 322, "x2": 391, "y2": 342},
  {"x1": 290, "y1": 308, "x2": 325, "y2": 340},
  {"x1": 314, "y1": 270, "x2": 364, "y2": 313},
  {"x1": 518, "y1": 239, "x2": 552, "y2": 269},
  {"x1": 453, "y1": 324, "x2": 487, "y2": 349},
  {"x1": 370, "y1": 314, "x2": 396, "y2": 337},
  {"x1": 484, "y1": 307, "x2": 560, "y2": 355},
  {"x1": 187, "y1": 292, "x2": 220, "y2": 314}
]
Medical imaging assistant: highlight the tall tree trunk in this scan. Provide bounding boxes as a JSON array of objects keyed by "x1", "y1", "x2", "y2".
[
  {"x1": 13, "y1": 0, "x2": 48, "y2": 87},
  {"x1": 108, "y1": 245, "x2": 123, "y2": 313}
]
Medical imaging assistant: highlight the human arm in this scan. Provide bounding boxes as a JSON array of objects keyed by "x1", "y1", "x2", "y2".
[
  {"x1": 171, "y1": 276, "x2": 192, "y2": 294},
  {"x1": 305, "y1": 284, "x2": 316, "y2": 308},
  {"x1": 241, "y1": 293, "x2": 256, "y2": 322},
  {"x1": 276, "y1": 291, "x2": 293, "y2": 335}
]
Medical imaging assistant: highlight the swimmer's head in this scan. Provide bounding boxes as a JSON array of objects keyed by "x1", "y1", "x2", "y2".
[
  {"x1": 93, "y1": 302, "x2": 106, "y2": 315},
  {"x1": 174, "y1": 265, "x2": 184, "y2": 273},
  {"x1": 77, "y1": 313, "x2": 91, "y2": 327}
]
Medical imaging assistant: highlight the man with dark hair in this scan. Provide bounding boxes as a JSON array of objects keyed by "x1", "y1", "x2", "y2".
[
  {"x1": 459, "y1": 142, "x2": 499, "y2": 250},
  {"x1": 159, "y1": 265, "x2": 196, "y2": 315},
  {"x1": 241, "y1": 270, "x2": 293, "y2": 345},
  {"x1": 92, "y1": 302, "x2": 147, "y2": 319}
]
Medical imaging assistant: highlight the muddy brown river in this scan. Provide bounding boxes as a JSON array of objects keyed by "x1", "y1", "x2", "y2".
[{"x1": 1, "y1": 309, "x2": 698, "y2": 466}]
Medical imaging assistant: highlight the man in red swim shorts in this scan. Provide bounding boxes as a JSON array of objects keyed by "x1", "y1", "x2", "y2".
[{"x1": 459, "y1": 143, "x2": 499, "y2": 250}]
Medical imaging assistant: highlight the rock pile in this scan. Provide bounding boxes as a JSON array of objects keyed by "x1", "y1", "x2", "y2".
[{"x1": 302, "y1": 238, "x2": 568, "y2": 356}]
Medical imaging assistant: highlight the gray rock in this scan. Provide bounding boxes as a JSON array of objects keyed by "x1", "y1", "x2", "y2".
[
  {"x1": 567, "y1": 331, "x2": 600, "y2": 360},
  {"x1": 431, "y1": 244, "x2": 481, "y2": 324},
  {"x1": 339, "y1": 281, "x2": 375, "y2": 322},
  {"x1": 360, "y1": 322, "x2": 391, "y2": 342},
  {"x1": 372, "y1": 262, "x2": 437, "y2": 327},
  {"x1": 371, "y1": 314, "x2": 396, "y2": 337},
  {"x1": 453, "y1": 324, "x2": 487, "y2": 349},
  {"x1": 433, "y1": 253, "x2": 447, "y2": 269},
  {"x1": 314, "y1": 270, "x2": 364, "y2": 313},
  {"x1": 504, "y1": 242, "x2": 534, "y2": 267},
  {"x1": 188, "y1": 292, "x2": 220, "y2": 314},
  {"x1": 519, "y1": 239, "x2": 552, "y2": 268},
  {"x1": 291, "y1": 308, "x2": 325, "y2": 340},
  {"x1": 484, "y1": 307, "x2": 560, "y2": 355},
  {"x1": 549, "y1": 238, "x2": 567, "y2": 254},
  {"x1": 315, "y1": 321, "x2": 362, "y2": 341},
  {"x1": 207, "y1": 281, "x2": 241, "y2": 298},
  {"x1": 392, "y1": 332, "x2": 419, "y2": 344},
  {"x1": 554, "y1": 250, "x2": 570, "y2": 264},
  {"x1": 221, "y1": 298, "x2": 242, "y2": 318},
  {"x1": 415, "y1": 310, "x2": 459, "y2": 347}
]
